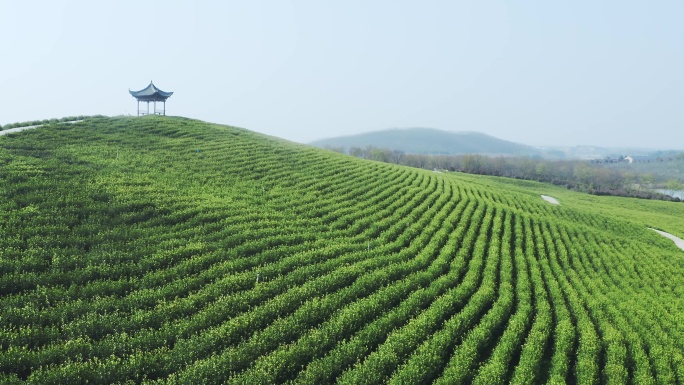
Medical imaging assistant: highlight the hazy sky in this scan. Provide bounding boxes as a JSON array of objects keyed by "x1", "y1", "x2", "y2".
[{"x1": 1, "y1": 1, "x2": 683, "y2": 148}]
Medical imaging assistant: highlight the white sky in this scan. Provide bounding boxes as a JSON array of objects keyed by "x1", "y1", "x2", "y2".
[{"x1": 1, "y1": 1, "x2": 683, "y2": 148}]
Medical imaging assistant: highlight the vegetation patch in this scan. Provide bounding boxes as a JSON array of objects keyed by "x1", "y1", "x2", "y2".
[{"x1": 2, "y1": 116, "x2": 684, "y2": 383}]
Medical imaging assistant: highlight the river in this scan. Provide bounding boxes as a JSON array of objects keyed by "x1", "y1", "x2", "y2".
[{"x1": 654, "y1": 189, "x2": 684, "y2": 199}]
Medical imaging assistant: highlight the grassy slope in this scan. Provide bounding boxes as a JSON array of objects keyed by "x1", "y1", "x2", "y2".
[
  {"x1": 1, "y1": 115, "x2": 684, "y2": 383},
  {"x1": 451, "y1": 172, "x2": 684, "y2": 235}
]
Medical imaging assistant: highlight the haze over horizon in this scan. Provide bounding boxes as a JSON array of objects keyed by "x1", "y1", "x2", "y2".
[{"x1": 1, "y1": 1, "x2": 682, "y2": 149}]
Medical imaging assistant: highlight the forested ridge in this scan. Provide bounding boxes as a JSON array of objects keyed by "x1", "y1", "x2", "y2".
[{"x1": 1, "y1": 116, "x2": 684, "y2": 384}]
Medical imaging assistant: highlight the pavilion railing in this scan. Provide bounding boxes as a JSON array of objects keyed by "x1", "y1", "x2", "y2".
[{"x1": 135, "y1": 100, "x2": 167, "y2": 116}]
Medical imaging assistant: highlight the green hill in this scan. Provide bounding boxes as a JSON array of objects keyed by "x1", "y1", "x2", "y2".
[
  {"x1": 2, "y1": 115, "x2": 684, "y2": 383},
  {"x1": 311, "y1": 127, "x2": 541, "y2": 156}
]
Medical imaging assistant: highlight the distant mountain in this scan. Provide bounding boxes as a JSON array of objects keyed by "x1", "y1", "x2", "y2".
[{"x1": 311, "y1": 128, "x2": 541, "y2": 156}]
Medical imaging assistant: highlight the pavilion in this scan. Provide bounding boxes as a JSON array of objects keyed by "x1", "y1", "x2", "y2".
[{"x1": 129, "y1": 81, "x2": 173, "y2": 116}]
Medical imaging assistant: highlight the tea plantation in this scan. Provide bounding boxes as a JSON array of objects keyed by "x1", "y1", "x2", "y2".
[{"x1": 1, "y1": 116, "x2": 684, "y2": 384}]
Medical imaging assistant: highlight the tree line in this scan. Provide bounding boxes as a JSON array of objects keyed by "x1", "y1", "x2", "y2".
[{"x1": 325, "y1": 145, "x2": 684, "y2": 201}]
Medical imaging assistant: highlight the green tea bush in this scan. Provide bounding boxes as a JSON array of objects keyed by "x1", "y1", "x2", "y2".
[{"x1": 1, "y1": 115, "x2": 684, "y2": 383}]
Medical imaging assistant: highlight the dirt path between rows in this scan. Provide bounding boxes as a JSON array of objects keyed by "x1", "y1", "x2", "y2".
[
  {"x1": 0, "y1": 120, "x2": 83, "y2": 136},
  {"x1": 0, "y1": 125, "x2": 43, "y2": 136},
  {"x1": 541, "y1": 195, "x2": 560, "y2": 205},
  {"x1": 650, "y1": 229, "x2": 684, "y2": 252}
]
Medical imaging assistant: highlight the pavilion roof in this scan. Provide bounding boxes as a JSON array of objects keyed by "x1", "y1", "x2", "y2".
[{"x1": 129, "y1": 81, "x2": 173, "y2": 101}]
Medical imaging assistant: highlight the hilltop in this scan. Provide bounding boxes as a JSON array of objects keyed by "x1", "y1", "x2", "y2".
[
  {"x1": 2, "y1": 115, "x2": 684, "y2": 383},
  {"x1": 311, "y1": 127, "x2": 541, "y2": 156}
]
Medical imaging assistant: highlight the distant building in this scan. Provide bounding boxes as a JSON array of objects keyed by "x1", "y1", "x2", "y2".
[{"x1": 624, "y1": 155, "x2": 652, "y2": 164}]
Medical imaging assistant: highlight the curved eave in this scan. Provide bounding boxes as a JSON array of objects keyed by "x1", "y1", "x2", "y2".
[
  {"x1": 129, "y1": 91, "x2": 173, "y2": 101},
  {"x1": 129, "y1": 82, "x2": 173, "y2": 101},
  {"x1": 131, "y1": 94, "x2": 172, "y2": 102}
]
